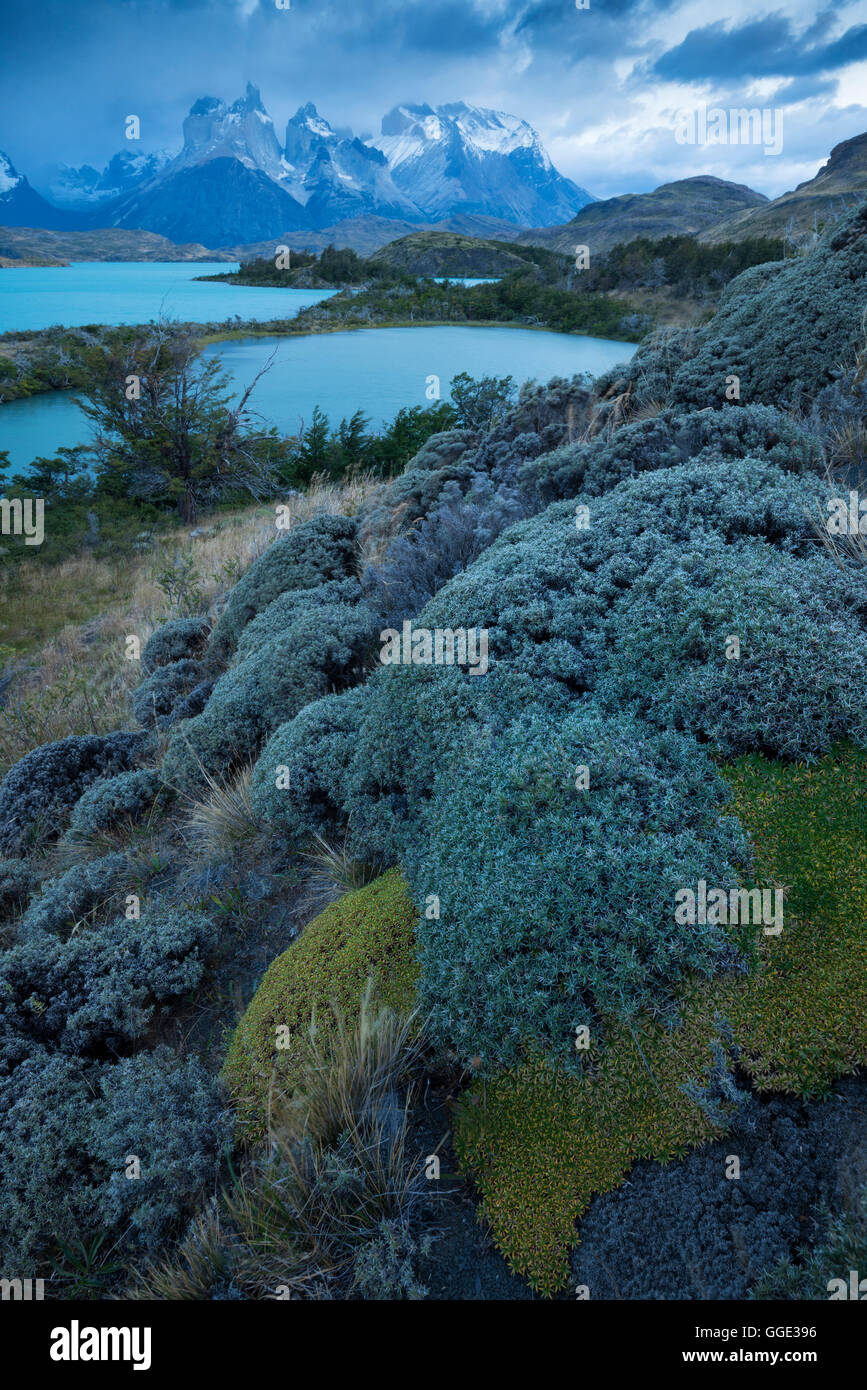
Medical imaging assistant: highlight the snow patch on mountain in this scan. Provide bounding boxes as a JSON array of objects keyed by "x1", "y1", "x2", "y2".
[{"x1": 0, "y1": 153, "x2": 22, "y2": 196}]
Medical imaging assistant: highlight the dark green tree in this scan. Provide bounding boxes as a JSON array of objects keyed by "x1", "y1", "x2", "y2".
[{"x1": 76, "y1": 322, "x2": 277, "y2": 522}]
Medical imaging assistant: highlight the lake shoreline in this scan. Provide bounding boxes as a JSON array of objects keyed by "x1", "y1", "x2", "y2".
[{"x1": 1, "y1": 314, "x2": 637, "y2": 406}]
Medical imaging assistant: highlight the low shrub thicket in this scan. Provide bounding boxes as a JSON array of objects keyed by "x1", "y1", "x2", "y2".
[
  {"x1": 0, "y1": 903, "x2": 216, "y2": 1058},
  {"x1": 454, "y1": 746, "x2": 867, "y2": 1293},
  {"x1": 0, "y1": 1046, "x2": 228, "y2": 1270},
  {"x1": 162, "y1": 601, "x2": 380, "y2": 796},
  {"x1": 67, "y1": 768, "x2": 167, "y2": 838},
  {"x1": 521, "y1": 403, "x2": 823, "y2": 505},
  {"x1": 208, "y1": 513, "x2": 359, "y2": 660},
  {"x1": 606, "y1": 202, "x2": 867, "y2": 411},
  {"x1": 132, "y1": 660, "x2": 206, "y2": 729},
  {"x1": 17, "y1": 851, "x2": 130, "y2": 941},
  {"x1": 142, "y1": 617, "x2": 210, "y2": 673},
  {"x1": 0, "y1": 732, "x2": 148, "y2": 855},
  {"x1": 249, "y1": 686, "x2": 369, "y2": 844}
]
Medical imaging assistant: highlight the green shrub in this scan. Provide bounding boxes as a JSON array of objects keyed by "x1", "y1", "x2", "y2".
[
  {"x1": 0, "y1": 903, "x2": 216, "y2": 1057},
  {"x1": 67, "y1": 769, "x2": 166, "y2": 836},
  {"x1": 249, "y1": 686, "x2": 369, "y2": 843},
  {"x1": 208, "y1": 513, "x2": 359, "y2": 660},
  {"x1": 597, "y1": 539, "x2": 867, "y2": 758},
  {"x1": 222, "y1": 869, "x2": 419, "y2": 1136},
  {"x1": 162, "y1": 602, "x2": 379, "y2": 796},
  {"x1": 409, "y1": 704, "x2": 749, "y2": 1068},
  {"x1": 0, "y1": 859, "x2": 37, "y2": 940},
  {"x1": 94, "y1": 1048, "x2": 230, "y2": 1248},
  {"x1": 454, "y1": 746, "x2": 867, "y2": 1294},
  {"x1": 132, "y1": 660, "x2": 205, "y2": 729},
  {"x1": 622, "y1": 201, "x2": 867, "y2": 410},
  {"x1": 521, "y1": 403, "x2": 823, "y2": 505},
  {"x1": 0, "y1": 732, "x2": 148, "y2": 855},
  {"x1": 142, "y1": 617, "x2": 210, "y2": 673},
  {"x1": 17, "y1": 852, "x2": 130, "y2": 941},
  {"x1": 234, "y1": 578, "x2": 363, "y2": 662},
  {"x1": 0, "y1": 1046, "x2": 227, "y2": 1270}
]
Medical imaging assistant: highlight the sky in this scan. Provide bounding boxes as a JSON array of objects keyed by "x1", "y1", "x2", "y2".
[{"x1": 1, "y1": 0, "x2": 866, "y2": 201}]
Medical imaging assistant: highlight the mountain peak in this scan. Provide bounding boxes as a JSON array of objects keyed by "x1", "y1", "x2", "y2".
[
  {"x1": 0, "y1": 150, "x2": 22, "y2": 194},
  {"x1": 376, "y1": 101, "x2": 591, "y2": 225}
]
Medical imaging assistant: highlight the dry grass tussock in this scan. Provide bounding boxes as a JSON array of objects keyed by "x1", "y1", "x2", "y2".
[
  {"x1": 130, "y1": 990, "x2": 429, "y2": 1300},
  {"x1": 0, "y1": 473, "x2": 387, "y2": 776}
]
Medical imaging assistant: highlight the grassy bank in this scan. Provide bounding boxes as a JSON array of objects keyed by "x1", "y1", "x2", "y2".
[{"x1": 0, "y1": 474, "x2": 384, "y2": 775}]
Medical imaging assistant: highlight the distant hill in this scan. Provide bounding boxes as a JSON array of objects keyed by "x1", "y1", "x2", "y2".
[
  {"x1": 699, "y1": 132, "x2": 867, "y2": 244},
  {"x1": 517, "y1": 176, "x2": 767, "y2": 257},
  {"x1": 218, "y1": 213, "x2": 527, "y2": 261},
  {"x1": 368, "y1": 230, "x2": 533, "y2": 276},
  {"x1": 0, "y1": 226, "x2": 231, "y2": 263}
]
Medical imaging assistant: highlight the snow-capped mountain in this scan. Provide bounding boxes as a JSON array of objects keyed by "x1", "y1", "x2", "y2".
[
  {"x1": 375, "y1": 102, "x2": 593, "y2": 226},
  {"x1": 0, "y1": 86, "x2": 594, "y2": 246},
  {"x1": 177, "y1": 83, "x2": 285, "y2": 185},
  {"x1": 285, "y1": 103, "x2": 420, "y2": 223},
  {"x1": 0, "y1": 150, "x2": 72, "y2": 229},
  {"x1": 48, "y1": 150, "x2": 173, "y2": 207}
]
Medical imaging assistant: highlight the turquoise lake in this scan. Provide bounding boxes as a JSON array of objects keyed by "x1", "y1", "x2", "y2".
[
  {"x1": 0, "y1": 261, "x2": 337, "y2": 334},
  {"x1": 0, "y1": 323, "x2": 635, "y2": 468}
]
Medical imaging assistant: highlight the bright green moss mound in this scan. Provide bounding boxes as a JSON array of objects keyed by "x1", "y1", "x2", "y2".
[
  {"x1": 455, "y1": 746, "x2": 867, "y2": 1295},
  {"x1": 222, "y1": 870, "x2": 419, "y2": 1136}
]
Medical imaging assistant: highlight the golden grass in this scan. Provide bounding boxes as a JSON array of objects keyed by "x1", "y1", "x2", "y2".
[{"x1": 0, "y1": 473, "x2": 387, "y2": 776}]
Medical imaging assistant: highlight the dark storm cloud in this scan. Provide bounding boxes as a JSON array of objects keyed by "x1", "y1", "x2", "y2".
[
  {"x1": 0, "y1": 0, "x2": 865, "y2": 200},
  {"x1": 653, "y1": 14, "x2": 867, "y2": 84}
]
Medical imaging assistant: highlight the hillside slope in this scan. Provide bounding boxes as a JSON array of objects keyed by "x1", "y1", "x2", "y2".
[
  {"x1": 517, "y1": 175, "x2": 767, "y2": 256},
  {"x1": 701, "y1": 131, "x2": 867, "y2": 244}
]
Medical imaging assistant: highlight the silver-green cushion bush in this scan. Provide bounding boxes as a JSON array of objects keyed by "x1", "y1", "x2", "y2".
[
  {"x1": 0, "y1": 731, "x2": 148, "y2": 855},
  {"x1": 629, "y1": 202, "x2": 867, "y2": 410},
  {"x1": 0, "y1": 1046, "x2": 227, "y2": 1267},
  {"x1": 0, "y1": 904, "x2": 216, "y2": 1054},
  {"x1": 520, "y1": 403, "x2": 823, "y2": 504},
  {"x1": 292, "y1": 457, "x2": 867, "y2": 1065},
  {"x1": 0, "y1": 859, "x2": 37, "y2": 930},
  {"x1": 17, "y1": 852, "x2": 130, "y2": 941},
  {"x1": 402, "y1": 427, "x2": 477, "y2": 472},
  {"x1": 162, "y1": 602, "x2": 380, "y2": 795},
  {"x1": 94, "y1": 1048, "x2": 230, "y2": 1248},
  {"x1": 408, "y1": 704, "x2": 749, "y2": 1067},
  {"x1": 362, "y1": 477, "x2": 530, "y2": 631},
  {"x1": 142, "y1": 617, "x2": 209, "y2": 673},
  {"x1": 132, "y1": 659, "x2": 206, "y2": 728},
  {"x1": 343, "y1": 459, "x2": 838, "y2": 851},
  {"x1": 249, "y1": 685, "x2": 369, "y2": 842},
  {"x1": 67, "y1": 769, "x2": 166, "y2": 837},
  {"x1": 234, "y1": 577, "x2": 363, "y2": 662},
  {"x1": 597, "y1": 538, "x2": 867, "y2": 758},
  {"x1": 208, "y1": 513, "x2": 359, "y2": 660}
]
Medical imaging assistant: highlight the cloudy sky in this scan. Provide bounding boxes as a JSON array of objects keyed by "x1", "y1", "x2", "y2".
[{"x1": 2, "y1": 0, "x2": 866, "y2": 200}]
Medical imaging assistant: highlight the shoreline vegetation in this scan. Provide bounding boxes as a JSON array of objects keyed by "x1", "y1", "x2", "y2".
[{"x1": 0, "y1": 231, "x2": 784, "y2": 404}]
